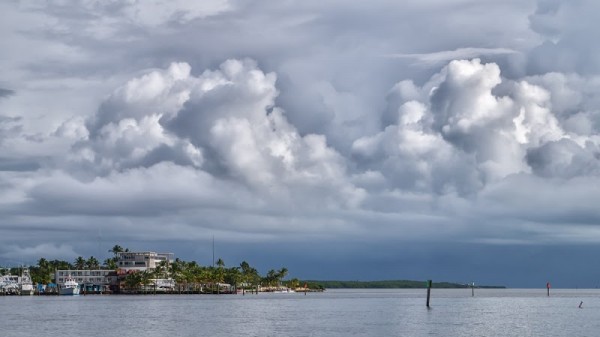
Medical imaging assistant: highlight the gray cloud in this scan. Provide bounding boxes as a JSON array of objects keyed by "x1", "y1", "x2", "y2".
[
  {"x1": 0, "y1": 88, "x2": 15, "y2": 98},
  {"x1": 4, "y1": 0, "x2": 600, "y2": 286},
  {"x1": 527, "y1": 0, "x2": 600, "y2": 75},
  {"x1": 526, "y1": 138, "x2": 600, "y2": 178}
]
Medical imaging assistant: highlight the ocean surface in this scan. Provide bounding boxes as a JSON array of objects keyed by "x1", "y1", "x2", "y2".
[{"x1": 1, "y1": 288, "x2": 599, "y2": 337}]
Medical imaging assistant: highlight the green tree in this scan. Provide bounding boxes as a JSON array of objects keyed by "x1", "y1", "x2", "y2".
[
  {"x1": 86, "y1": 256, "x2": 100, "y2": 270},
  {"x1": 155, "y1": 260, "x2": 168, "y2": 279},
  {"x1": 264, "y1": 269, "x2": 277, "y2": 287},
  {"x1": 277, "y1": 267, "x2": 288, "y2": 286},
  {"x1": 106, "y1": 245, "x2": 126, "y2": 270},
  {"x1": 194, "y1": 266, "x2": 211, "y2": 293},
  {"x1": 123, "y1": 272, "x2": 141, "y2": 292},
  {"x1": 74, "y1": 256, "x2": 86, "y2": 270},
  {"x1": 37, "y1": 258, "x2": 49, "y2": 270},
  {"x1": 182, "y1": 264, "x2": 196, "y2": 293},
  {"x1": 288, "y1": 278, "x2": 300, "y2": 289},
  {"x1": 49, "y1": 259, "x2": 72, "y2": 271},
  {"x1": 31, "y1": 258, "x2": 53, "y2": 284},
  {"x1": 215, "y1": 258, "x2": 226, "y2": 294},
  {"x1": 139, "y1": 270, "x2": 153, "y2": 294},
  {"x1": 225, "y1": 267, "x2": 241, "y2": 292},
  {"x1": 108, "y1": 245, "x2": 124, "y2": 257},
  {"x1": 240, "y1": 261, "x2": 259, "y2": 290},
  {"x1": 169, "y1": 258, "x2": 185, "y2": 293},
  {"x1": 103, "y1": 258, "x2": 117, "y2": 270}
]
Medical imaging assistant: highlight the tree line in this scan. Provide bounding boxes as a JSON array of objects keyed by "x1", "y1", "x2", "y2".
[{"x1": 0, "y1": 245, "x2": 311, "y2": 291}]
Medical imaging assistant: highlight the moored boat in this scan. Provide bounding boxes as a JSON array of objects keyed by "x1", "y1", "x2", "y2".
[
  {"x1": 59, "y1": 276, "x2": 80, "y2": 295},
  {"x1": 19, "y1": 267, "x2": 34, "y2": 296},
  {"x1": 0, "y1": 275, "x2": 20, "y2": 295}
]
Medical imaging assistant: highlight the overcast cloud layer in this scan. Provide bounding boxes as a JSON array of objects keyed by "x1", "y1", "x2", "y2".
[{"x1": 1, "y1": 0, "x2": 600, "y2": 287}]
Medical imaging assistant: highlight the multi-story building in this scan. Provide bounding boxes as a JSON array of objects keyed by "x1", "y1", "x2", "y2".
[
  {"x1": 55, "y1": 269, "x2": 118, "y2": 291},
  {"x1": 53, "y1": 251, "x2": 175, "y2": 293},
  {"x1": 115, "y1": 251, "x2": 175, "y2": 293},
  {"x1": 116, "y1": 251, "x2": 174, "y2": 272}
]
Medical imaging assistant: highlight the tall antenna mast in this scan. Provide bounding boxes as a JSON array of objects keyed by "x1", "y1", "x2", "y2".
[{"x1": 212, "y1": 235, "x2": 215, "y2": 268}]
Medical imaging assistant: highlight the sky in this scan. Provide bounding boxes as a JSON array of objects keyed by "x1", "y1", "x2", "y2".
[{"x1": 1, "y1": 0, "x2": 600, "y2": 288}]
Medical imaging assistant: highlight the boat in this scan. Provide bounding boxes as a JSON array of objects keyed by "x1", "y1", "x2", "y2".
[
  {"x1": 59, "y1": 275, "x2": 80, "y2": 295},
  {"x1": 19, "y1": 267, "x2": 35, "y2": 296},
  {"x1": 0, "y1": 275, "x2": 20, "y2": 295}
]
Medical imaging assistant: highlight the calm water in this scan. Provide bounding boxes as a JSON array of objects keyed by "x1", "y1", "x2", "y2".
[{"x1": 1, "y1": 289, "x2": 599, "y2": 337}]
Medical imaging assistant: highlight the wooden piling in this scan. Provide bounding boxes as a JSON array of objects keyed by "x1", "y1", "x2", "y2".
[
  {"x1": 547, "y1": 282, "x2": 550, "y2": 297},
  {"x1": 471, "y1": 282, "x2": 475, "y2": 297},
  {"x1": 426, "y1": 280, "x2": 432, "y2": 307}
]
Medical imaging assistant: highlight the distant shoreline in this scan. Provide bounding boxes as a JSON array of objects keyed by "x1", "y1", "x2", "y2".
[{"x1": 307, "y1": 280, "x2": 506, "y2": 289}]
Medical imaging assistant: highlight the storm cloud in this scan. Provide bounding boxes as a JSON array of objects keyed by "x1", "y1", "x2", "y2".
[{"x1": 1, "y1": 0, "x2": 599, "y2": 286}]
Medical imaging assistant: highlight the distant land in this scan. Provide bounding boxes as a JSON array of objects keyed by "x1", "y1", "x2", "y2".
[{"x1": 308, "y1": 280, "x2": 506, "y2": 289}]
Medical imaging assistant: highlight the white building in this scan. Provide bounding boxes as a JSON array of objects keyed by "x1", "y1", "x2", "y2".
[
  {"x1": 55, "y1": 270, "x2": 117, "y2": 286},
  {"x1": 116, "y1": 251, "x2": 174, "y2": 272}
]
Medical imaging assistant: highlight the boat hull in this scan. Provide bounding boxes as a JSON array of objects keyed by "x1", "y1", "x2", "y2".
[
  {"x1": 59, "y1": 287, "x2": 80, "y2": 295},
  {"x1": 20, "y1": 287, "x2": 35, "y2": 296}
]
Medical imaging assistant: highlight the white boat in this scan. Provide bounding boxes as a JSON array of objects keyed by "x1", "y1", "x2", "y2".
[
  {"x1": 59, "y1": 276, "x2": 80, "y2": 295},
  {"x1": 19, "y1": 267, "x2": 35, "y2": 296},
  {"x1": 0, "y1": 275, "x2": 20, "y2": 294}
]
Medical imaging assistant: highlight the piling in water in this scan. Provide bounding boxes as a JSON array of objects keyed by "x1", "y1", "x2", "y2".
[{"x1": 426, "y1": 280, "x2": 432, "y2": 307}]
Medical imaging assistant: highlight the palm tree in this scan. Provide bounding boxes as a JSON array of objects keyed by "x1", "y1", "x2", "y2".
[
  {"x1": 277, "y1": 267, "x2": 288, "y2": 286},
  {"x1": 215, "y1": 258, "x2": 225, "y2": 294},
  {"x1": 182, "y1": 267, "x2": 196, "y2": 294},
  {"x1": 33, "y1": 258, "x2": 53, "y2": 285},
  {"x1": 225, "y1": 267, "x2": 241, "y2": 292},
  {"x1": 240, "y1": 261, "x2": 259, "y2": 291},
  {"x1": 288, "y1": 278, "x2": 300, "y2": 290},
  {"x1": 240, "y1": 261, "x2": 251, "y2": 273},
  {"x1": 107, "y1": 245, "x2": 125, "y2": 270},
  {"x1": 123, "y1": 272, "x2": 141, "y2": 292},
  {"x1": 103, "y1": 258, "x2": 117, "y2": 270},
  {"x1": 86, "y1": 256, "x2": 100, "y2": 270},
  {"x1": 139, "y1": 270, "x2": 153, "y2": 294},
  {"x1": 194, "y1": 266, "x2": 211, "y2": 293},
  {"x1": 265, "y1": 269, "x2": 277, "y2": 287},
  {"x1": 74, "y1": 256, "x2": 86, "y2": 270},
  {"x1": 37, "y1": 258, "x2": 49, "y2": 270},
  {"x1": 155, "y1": 260, "x2": 168, "y2": 279},
  {"x1": 108, "y1": 245, "x2": 124, "y2": 257},
  {"x1": 49, "y1": 259, "x2": 70, "y2": 270},
  {"x1": 169, "y1": 258, "x2": 185, "y2": 293}
]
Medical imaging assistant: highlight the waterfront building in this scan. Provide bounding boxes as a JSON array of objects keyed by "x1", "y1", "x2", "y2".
[
  {"x1": 55, "y1": 269, "x2": 117, "y2": 292},
  {"x1": 116, "y1": 251, "x2": 175, "y2": 293},
  {"x1": 116, "y1": 251, "x2": 174, "y2": 272},
  {"x1": 50, "y1": 251, "x2": 176, "y2": 293}
]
